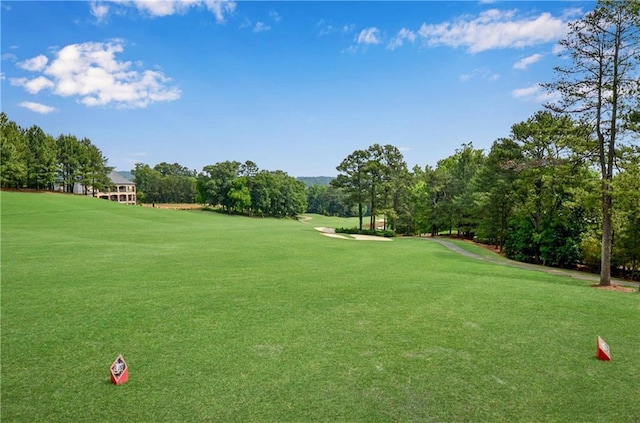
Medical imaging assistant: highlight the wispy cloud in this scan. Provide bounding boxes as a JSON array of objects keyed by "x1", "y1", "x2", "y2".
[
  {"x1": 90, "y1": 1, "x2": 109, "y2": 23},
  {"x1": 512, "y1": 83, "x2": 560, "y2": 103},
  {"x1": 89, "y1": 0, "x2": 236, "y2": 23},
  {"x1": 19, "y1": 101, "x2": 57, "y2": 114},
  {"x1": 357, "y1": 27, "x2": 381, "y2": 45},
  {"x1": 387, "y1": 28, "x2": 416, "y2": 50},
  {"x1": 418, "y1": 9, "x2": 569, "y2": 53},
  {"x1": 513, "y1": 53, "x2": 544, "y2": 70},
  {"x1": 512, "y1": 85, "x2": 541, "y2": 98},
  {"x1": 2, "y1": 52, "x2": 18, "y2": 62},
  {"x1": 562, "y1": 7, "x2": 584, "y2": 19},
  {"x1": 459, "y1": 67, "x2": 500, "y2": 82},
  {"x1": 11, "y1": 40, "x2": 181, "y2": 108},
  {"x1": 317, "y1": 20, "x2": 355, "y2": 36},
  {"x1": 269, "y1": 10, "x2": 281, "y2": 22},
  {"x1": 253, "y1": 22, "x2": 271, "y2": 33},
  {"x1": 552, "y1": 43, "x2": 566, "y2": 55}
]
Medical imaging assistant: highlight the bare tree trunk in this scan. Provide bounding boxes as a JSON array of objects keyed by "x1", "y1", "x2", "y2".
[{"x1": 600, "y1": 185, "x2": 613, "y2": 286}]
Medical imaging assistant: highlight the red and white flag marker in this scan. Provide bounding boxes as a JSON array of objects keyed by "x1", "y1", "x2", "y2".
[{"x1": 597, "y1": 336, "x2": 611, "y2": 361}]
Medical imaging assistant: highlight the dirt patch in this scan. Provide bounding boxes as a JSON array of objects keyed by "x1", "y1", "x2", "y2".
[{"x1": 591, "y1": 284, "x2": 638, "y2": 293}]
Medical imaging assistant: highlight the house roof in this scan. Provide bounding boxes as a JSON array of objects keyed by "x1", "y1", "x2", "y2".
[{"x1": 108, "y1": 171, "x2": 135, "y2": 185}]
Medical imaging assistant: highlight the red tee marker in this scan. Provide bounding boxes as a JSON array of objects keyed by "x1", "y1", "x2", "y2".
[
  {"x1": 597, "y1": 336, "x2": 611, "y2": 361},
  {"x1": 110, "y1": 354, "x2": 129, "y2": 385}
]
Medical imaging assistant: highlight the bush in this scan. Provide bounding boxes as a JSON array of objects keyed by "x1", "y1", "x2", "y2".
[{"x1": 581, "y1": 235, "x2": 601, "y2": 272}]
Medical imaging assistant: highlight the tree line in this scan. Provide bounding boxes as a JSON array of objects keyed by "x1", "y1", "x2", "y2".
[
  {"x1": 0, "y1": 112, "x2": 112, "y2": 193},
  {"x1": 194, "y1": 160, "x2": 307, "y2": 217},
  {"x1": 132, "y1": 160, "x2": 307, "y2": 217}
]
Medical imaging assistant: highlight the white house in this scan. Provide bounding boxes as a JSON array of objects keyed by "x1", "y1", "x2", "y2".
[{"x1": 73, "y1": 171, "x2": 137, "y2": 205}]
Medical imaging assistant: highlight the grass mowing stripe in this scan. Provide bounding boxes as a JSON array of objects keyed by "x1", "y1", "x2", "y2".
[{"x1": 2, "y1": 192, "x2": 639, "y2": 422}]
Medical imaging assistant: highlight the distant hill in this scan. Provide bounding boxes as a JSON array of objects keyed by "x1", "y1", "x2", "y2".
[
  {"x1": 117, "y1": 171, "x2": 134, "y2": 181},
  {"x1": 297, "y1": 176, "x2": 334, "y2": 186}
]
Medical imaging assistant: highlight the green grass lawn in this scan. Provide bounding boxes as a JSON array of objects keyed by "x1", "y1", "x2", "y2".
[{"x1": 2, "y1": 192, "x2": 639, "y2": 422}]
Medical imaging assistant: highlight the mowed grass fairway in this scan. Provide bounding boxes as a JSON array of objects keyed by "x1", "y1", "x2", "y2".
[{"x1": 2, "y1": 192, "x2": 638, "y2": 422}]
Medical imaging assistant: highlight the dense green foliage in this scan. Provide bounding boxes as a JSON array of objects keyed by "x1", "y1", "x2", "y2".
[
  {"x1": 0, "y1": 112, "x2": 111, "y2": 192},
  {"x1": 305, "y1": 183, "x2": 355, "y2": 217},
  {"x1": 132, "y1": 162, "x2": 198, "y2": 204},
  {"x1": 297, "y1": 176, "x2": 334, "y2": 186},
  {"x1": 2, "y1": 192, "x2": 638, "y2": 422},
  {"x1": 197, "y1": 160, "x2": 307, "y2": 217}
]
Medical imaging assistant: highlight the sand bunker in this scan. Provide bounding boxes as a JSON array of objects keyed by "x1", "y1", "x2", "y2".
[{"x1": 314, "y1": 227, "x2": 392, "y2": 242}]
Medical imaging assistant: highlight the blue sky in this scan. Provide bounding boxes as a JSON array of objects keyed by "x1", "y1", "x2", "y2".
[{"x1": 1, "y1": 0, "x2": 594, "y2": 176}]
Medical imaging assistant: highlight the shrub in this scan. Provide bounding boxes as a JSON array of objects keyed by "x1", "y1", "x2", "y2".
[{"x1": 581, "y1": 235, "x2": 601, "y2": 272}]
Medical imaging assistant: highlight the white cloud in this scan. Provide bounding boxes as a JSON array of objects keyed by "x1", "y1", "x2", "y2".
[
  {"x1": 13, "y1": 40, "x2": 181, "y2": 108},
  {"x1": 552, "y1": 43, "x2": 566, "y2": 55},
  {"x1": 343, "y1": 24, "x2": 355, "y2": 34},
  {"x1": 269, "y1": 10, "x2": 280, "y2": 22},
  {"x1": 128, "y1": 0, "x2": 195, "y2": 17},
  {"x1": 513, "y1": 53, "x2": 544, "y2": 70},
  {"x1": 239, "y1": 17, "x2": 252, "y2": 29},
  {"x1": 9, "y1": 77, "x2": 27, "y2": 87},
  {"x1": 253, "y1": 22, "x2": 271, "y2": 33},
  {"x1": 459, "y1": 67, "x2": 500, "y2": 82},
  {"x1": 460, "y1": 73, "x2": 473, "y2": 82},
  {"x1": 387, "y1": 28, "x2": 416, "y2": 50},
  {"x1": 418, "y1": 9, "x2": 569, "y2": 53},
  {"x1": 2, "y1": 52, "x2": 18, "y2": 62},
  {"x1": 318, "y1": 20, "x2": 354, "y2": 36},
  {"x1": 341, "y1": 45, "x2": 358, "y2": 54},
  {"x1": 204, "y1": 0, "x2": 236, "y2": 23},
  {"x1": 512, "y1": 83, "x2": 560, "y2": 103},
  {"x1": 357, "y1": 27, "x2": 381, "y2": 45},
  {"x1": 90, "y1": 1, "x2": 109, "y2": 22},
  {"x1": 562, "y1": 7, "x2": 584, "y2": 19},
  {"x1": 90, "y1": 0, "x2": 235, "y2": 22},
  {"x1": 17, "y1": 54, "x2": 48, "y2": 71},
  {"x1": 512, "y1": 84, "x2": 540, "y2": 98},
  {"x1": 24, "y1": 76, "x2": 56, "y2": 94},
  {"x1": 19, "y1": 101, "x2": 57, "y2": 114}
]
